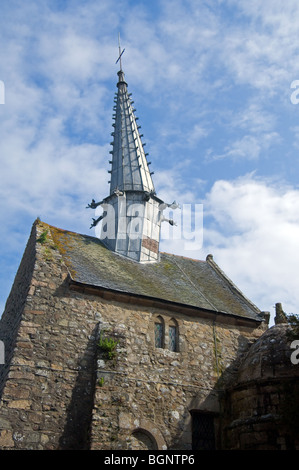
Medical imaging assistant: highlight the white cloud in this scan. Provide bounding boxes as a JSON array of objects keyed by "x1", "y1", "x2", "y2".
[
  {"x1": 161, "y1": 173, "x2": 299, "y2": 323},
  {"x1": 203, "y1": 176, "x2": 299, "y2": 320},
  {"x1": 208, "y1": 132, "x2": 281, "y2": 162},
  {"x1": 236, "y1": 103, "x2": 277, "y2": 134}
]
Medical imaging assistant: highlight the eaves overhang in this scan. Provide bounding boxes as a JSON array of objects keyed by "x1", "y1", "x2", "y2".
[{"x1": 68, "y1": 277, "x2": 265, "y2": 328}]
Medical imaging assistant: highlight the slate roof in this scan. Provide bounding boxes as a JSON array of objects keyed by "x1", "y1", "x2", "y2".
[{"x1": 47, "y1": 222, "x2": 263, "y2": 322}]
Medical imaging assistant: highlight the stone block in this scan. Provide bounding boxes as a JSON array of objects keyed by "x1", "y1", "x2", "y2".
[
  {"x1": 0, "y1": 430, "x2": 14, "y2": 447},
  {"x1": 7, "y1": 400, "x2": 31, "y2": 410}
]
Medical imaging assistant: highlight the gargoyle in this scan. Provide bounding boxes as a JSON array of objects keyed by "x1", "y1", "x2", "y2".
[
  {"x1": 159, "y1": 200, "x2": 180, "y2": 211},
  {"x1": 86, "y1": 199, "x2": 103, "y2": 209},
  {"x1": 144, "y1": 190, "x2": 156, "y2": 201},
  {"x1": 90, "y1": 215, "x2": 104, "y2": 229},
  {"x1": 113, "y1": 188, "x2": 124, "y2": 197},
  {"x1": 158, "y1": 200, "x2": 180, "y2": 227},
  {"x1": 160, "y1": 215, "x2": 177, "y2": 226}
]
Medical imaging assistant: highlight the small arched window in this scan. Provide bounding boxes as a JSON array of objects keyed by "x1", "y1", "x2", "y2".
[
  {"x1": 154, "y1": 316, "x2": 164, "y2": 349},
  {"x1": 168, "y1": 318, "x2": 179, "y2": 352}
]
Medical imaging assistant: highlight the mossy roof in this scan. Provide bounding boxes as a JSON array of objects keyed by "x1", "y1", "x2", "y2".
[{"x1": 47, "y1": 223, "x2": 262, "y2": 321}]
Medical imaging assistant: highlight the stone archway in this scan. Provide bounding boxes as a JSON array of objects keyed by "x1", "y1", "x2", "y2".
[
  {"x1": 130, "y1": 429, "x2": 158, "y2": 450},
  {"x1": 129, "y1": 418, "x2": 167, "y2": 450},
  {"x1": 118, "y1": 413, "x2": 167, "y2": 450}
]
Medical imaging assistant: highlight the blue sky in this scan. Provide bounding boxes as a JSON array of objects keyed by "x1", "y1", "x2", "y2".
[{"x1": 1, "y1": 0, "x2": 299, "y2": 324}]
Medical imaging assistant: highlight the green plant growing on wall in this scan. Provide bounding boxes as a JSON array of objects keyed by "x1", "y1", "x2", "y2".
[
  {"x1": 98, "y1": 332, "x2": 118, "y2": 360},
  {"x1": 212, "y1": 325, "x2": 224, "y2": 379},
  {"x1": 98, "y1": 377, "x2": 105, "y2": 387},
  {"x1": 37, "y1": 230, "x2": 48, "y2": 244},
  {"x1": 214, "y1": 337, "x2": 223, "y2": 373}
]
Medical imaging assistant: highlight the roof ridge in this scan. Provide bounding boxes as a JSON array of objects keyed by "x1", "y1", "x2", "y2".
[
  {"x1": 38, "y1": 220, "x2": 97, "y2": 240},
  {"x1": 39, "y1": 221, "x2": 207, "y2": 264},
  {"x1": 160, "y1": 251, "x2": 206, "y2": 263}
]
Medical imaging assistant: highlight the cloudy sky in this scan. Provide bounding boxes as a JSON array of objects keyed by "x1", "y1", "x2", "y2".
[{"x1": 1, "y1": 0, "x2": 299, "y2": 324}]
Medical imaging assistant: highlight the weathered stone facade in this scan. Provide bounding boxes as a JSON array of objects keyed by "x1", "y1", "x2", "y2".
[
  {"x1": 222, "y1": 322, "x2": 299, "y2": 450},
  {"x1": 0, "y1": 219, "x2": 270, "y2": 450},
  {"x1": 0, "y1": 221, "x2": 98, "y2": 449},
  {"x1": 89, "y1": 298, "x2": 263, "y2": 450}
]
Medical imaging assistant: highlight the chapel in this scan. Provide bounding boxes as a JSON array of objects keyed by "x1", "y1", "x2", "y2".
[{"x1": 0, "y1": 50, "x2": 297, "y2": 450}]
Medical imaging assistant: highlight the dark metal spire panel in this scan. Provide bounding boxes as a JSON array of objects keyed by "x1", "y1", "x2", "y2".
[{"x1": 109, "y1": 70, "x2": 155, "y2": 195}]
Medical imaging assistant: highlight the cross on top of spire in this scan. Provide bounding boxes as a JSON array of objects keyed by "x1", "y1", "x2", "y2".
[{"x1": 116, "y1": 33, "x2": 125, "y2": 71}]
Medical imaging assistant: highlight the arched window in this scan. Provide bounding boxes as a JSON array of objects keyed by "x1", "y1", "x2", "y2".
[
  {"x1": 168, "y1": 318, "x2": 179, "y2": 352},
  {"x1": 154, "y1": 316, "x2": 164, "y2": 349}
]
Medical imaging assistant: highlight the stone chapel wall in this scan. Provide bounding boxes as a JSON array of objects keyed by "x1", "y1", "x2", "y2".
[
  {"x1": 0, "y1": 220, "x2": 266, "y2": 450},
  {"x1": 0, "y1": 221, "x2": 37, "y2": 399},
  {"x1": 0, "y1": 221, "x2": 99, "y2": 449},
  {"x1": 87, "y1": 298, "x2": 264, "y2": 450}
]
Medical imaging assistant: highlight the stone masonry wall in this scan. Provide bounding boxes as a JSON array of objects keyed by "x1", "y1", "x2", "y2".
[
  {"x1": 0, "y1": 222, "x2": 37, "y2": 399},
  {"x1": 0, "y1": 221, "x2": 100, "y2": 449},
  {"x1": 88, "y1": 300, "x2": 264, "y2": 450},
  {"x1": 222, "y1": 379, "x2": 299, "y2": 450},
  {"x1": 0, "y1": 220, "x2": 266, "y2": 449},
  {"x1": 222, "y1": 324, "x2": 299, "y2": 450}
]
